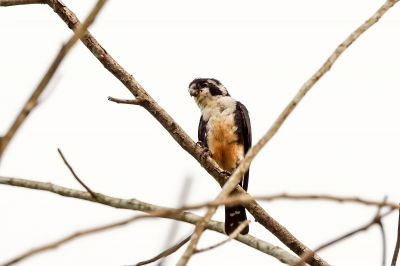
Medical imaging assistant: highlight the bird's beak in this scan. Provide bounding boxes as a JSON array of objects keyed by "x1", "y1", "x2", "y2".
[{"x1": 189, "y1": 88, "x2": 199, "y2": 97}]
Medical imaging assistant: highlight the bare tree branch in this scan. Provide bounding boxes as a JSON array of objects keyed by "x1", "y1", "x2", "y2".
[
  {"x1": 391, "y1": 206, "x2": 400, "y2": 266},
  {"x1": 251, "y1": 193, "x2": 400, "y2": 209},
  {"x1": 292, "y1": 206, "x2": 395, "y2": 266},
  {"x1": 197, "y1": 193, "x2": 400, "y2": 210},
  {"x1": 131, "y1": 235, "x2": 192, "y2": 266},
  {"x1": 43, "y1": 1, "x2": 327, "y2": 264},
  {"x1": 5, "y1": 175, "x2": 394, "y2": 266},
  {"x1": 0, "y1": 176, "x2": 301, "y2": 265},
  {"x1": 178, "y1": 1, "x2": 400, "y2": 265},
  {"x1": 0, "y1": 0, "x2": 108, "y2": 160},
  {"x1": 0, "y1": 0, "x2": 44, "y2": 6},
  {"x1": 195, "y1": 220, "x2": 251, "y2": 254},
  {"x1": 57, "y1": 148, "x2": 99, "y2": 201},
  {"x1": 148, "y1": 193, "x2": 400, "y2": 212}
]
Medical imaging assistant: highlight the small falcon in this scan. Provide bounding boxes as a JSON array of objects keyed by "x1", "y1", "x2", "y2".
[{"x1": 188, "y1": 78, "x2": 251, "y2": 235}]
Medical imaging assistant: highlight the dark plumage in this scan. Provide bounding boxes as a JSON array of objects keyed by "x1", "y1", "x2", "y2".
[{"x1": 189, "y1": 78, "x2": 251, "y2": 235}]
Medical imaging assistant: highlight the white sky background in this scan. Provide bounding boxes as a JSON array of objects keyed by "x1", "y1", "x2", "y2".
[{"x1": 1, "y1": 1, "x2": 400, "y2": 265}]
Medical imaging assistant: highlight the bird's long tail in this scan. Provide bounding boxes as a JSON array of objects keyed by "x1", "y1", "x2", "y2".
[{"x1": 225, "y1": 205, "x2": 249, "y2": 235}]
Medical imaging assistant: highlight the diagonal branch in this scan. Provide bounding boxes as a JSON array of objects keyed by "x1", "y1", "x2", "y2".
[
  {"x1": 131, "y1": 235, "x2": 192, "y2": 266},
  {"x1": 57, "y1": 148, "x2": 99, "y2": 201},
  {"x1": 0, "y1": 0, "x2": 108, "y2": 160},
  {"x1": 0, "y1": 176, "x2": 302, "y2": 265},
  {"x1": 43, "y1": 1, "x2": 326, "y2": 264},
  {"x1": 195, "y1": 220, "x2": 251, "y2": 254},
  {"x1": 177, "y1": 1, "x2": 400, "y2": 265}
]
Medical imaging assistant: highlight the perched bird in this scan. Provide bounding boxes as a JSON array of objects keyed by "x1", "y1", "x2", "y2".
[{"x1": 188, "y1": 78, "x2": 251, "y2": 235}]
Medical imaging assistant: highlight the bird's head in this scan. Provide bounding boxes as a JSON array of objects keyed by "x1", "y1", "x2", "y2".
[{"x1": 188, "y1": 78, "x2": 230, "y2": 108}]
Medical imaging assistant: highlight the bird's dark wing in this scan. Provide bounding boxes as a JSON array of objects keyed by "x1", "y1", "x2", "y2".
[
  {"x1": 198, "y1": 115, "x2": 208, "y2": 147},
  {"x1": 235, "y1": 102, "x2": 252, "y2": 191}
]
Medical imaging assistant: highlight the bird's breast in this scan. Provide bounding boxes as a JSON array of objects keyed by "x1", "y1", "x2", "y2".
[{"x1": 207, "y1": 116, "x2": 244, "y2": 172}]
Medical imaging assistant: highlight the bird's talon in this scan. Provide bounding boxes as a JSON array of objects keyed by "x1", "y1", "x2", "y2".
[
  {"x1": 203, "y1": 149, "x2": 212, "y2": 157},
  {"x1": 196, "y1": 141, "x2": 206, "y2": 148},
  {"x1": 221, "y1": 170, "x2": 231, "y2": 177},
  {"x1": 196, "y1": 141, "x2": 211, "y2": 157}
]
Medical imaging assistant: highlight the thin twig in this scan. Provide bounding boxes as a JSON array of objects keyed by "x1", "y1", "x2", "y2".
[
  {"x1": 252, "y1": 193, "x2": 400, "y2": 209},
  {"x1": 378, "y1": 219, "x2": 387, "y2": 266},
  {"x1": 178, "y1": 1, "x2": 400, "y2": 265},
  {"x1": 57, "y1": 148, "x2": 99, "y2": 201},
  {"x1": 0, "y1": 176, "x2": 301, "y2": 265},
  {"x1": 0, "y1": 0, "x2": 45, "y2": 6},
  {"x1": 377, "y1": 196, "x2": 388, "y2": 266},
  {"x1": 195, "y1": 220, "x2": 250, "y2": 254},
  {"x1": 292, "y1": 208, "x2": 395, "y2": 266},
  {"x1": 175, "y1": 193, "x2": 400, "y2": 212},
  {"x1": 130, "y1": 235, "x2": 192, "y2": 266},
  {"x1": 0, "y1": 0, "x2": 108, "y2": 160},
  {"x1": 391, "y1": 205, "x2": 400, "y2": 266},
  {"x1": 107, "y1": 96, "x2": 143, "y2": 105}
]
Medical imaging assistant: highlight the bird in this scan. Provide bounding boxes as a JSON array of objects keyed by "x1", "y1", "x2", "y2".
[{"x1": 188, "y1": 78, "x2": 251, "y2": 235}]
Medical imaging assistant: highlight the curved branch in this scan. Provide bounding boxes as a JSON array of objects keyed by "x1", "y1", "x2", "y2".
[{"x1": 0, "y1": 176, "x2": 302, "y2": 265}]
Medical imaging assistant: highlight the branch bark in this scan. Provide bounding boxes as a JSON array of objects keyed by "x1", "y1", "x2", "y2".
[{"x1": 0, "y1": 176, "x2": 302, "y2": 265}]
